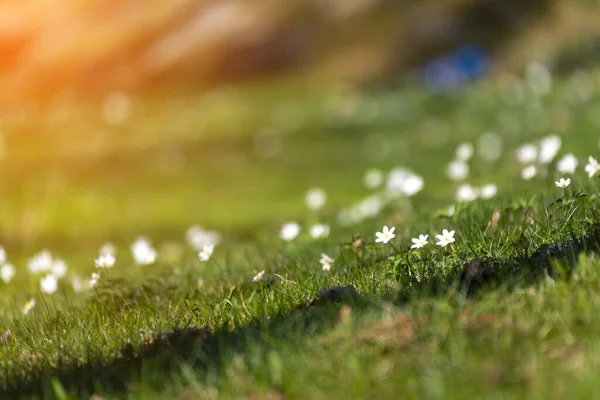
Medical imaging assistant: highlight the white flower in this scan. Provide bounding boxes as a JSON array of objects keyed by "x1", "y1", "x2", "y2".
[
  {"x1": 556, "y1": 154, "x2": 578, "y2": 174},
  {"x1": 99, "y1": 243, "x2": 116, "y2": 256},
  {"x1": 252, "y1": 270, "x2": 265, "y2": 282},
  {"x1": 0, "y1": 247, "x2": 6, "y2": 264},
  {"x1": 521, "y1": 165, "x2": 537, "y2": 180},
  {"x1": 456, "y1": 143, "x2": 473, "y2": 161},
  {"x1": 27, "y1": 250, "x2": 53, "y2": 274},
  {"x1": 130, "y1": 237, "x2": 157, "y2": 265},
  {"x1": 555, "y1": 178, "x2": 571, "y2": 188},
  {"x1": 386, "y1": 167, "x2": 410, "y2": 195},
  {"x1": 95, "y1": 254, "x2": 116, "y2": 268},
  {"x1": 51, "y1": 259, "x2": 68, "y2": 278},
  {"x1": 319, "y1": 255, "x2": 334, "y2": 269},
  {"x1": 538, "y1": 135, "x2": 561, "y2": 164},
  {"x1": 364, "y1": 169, "x2": 383, "y2": 189},
  {"x1": 386, "y1": 169, "x2": 424, "y2": 197},
  {"x1": 0, "y1": 263, "x2": 15, "y2": 283},
  {"x1": 185, "y1": 225, "x2": 221, "y2": 250},
  {"x1": 198, "y1": 244, "x2": 214, "y2": 262},
  {"x1": 319, "y1": 254, "x2": 334, "y2": 272},
  {"x1": 401, "y1": 174, "x2": 424, "y2": 197},
  {"x1": 585, "y1": 156, "x2": 600, "y2": 178},
  {"x1": 410, "y1": 234, "x2": 428, "y2": 249},
  {"x1": 479, "y1": 184, "x2": 497, "y2": 200},
  {"x1": 22, "y1": 299, "x2": 35, "y2": 315},
  {"x1": 40, "y1": 274, "x2": 58, "y2": 294},
  {"x1": 305, "y1": 188, "x2": 326, "y2": 211},
  {"x1": 89, "y1": 272, "x2": 100, "y2": 288},
  {"x1": 310, "y1": 224, "x2": 330, "y2": 239},
  {"x1": 446, "y1": 160, "x2": 469, "y2": 181},
  {"x1": 516, "y1": 144, "x2": 538, "y2": 164},
  {"x1": 435, "y1": 229, "x2": 456, "y2": 247},
  {"x1": 280, "y1": 222, "x2": 301, "y2": 241},
  {"x1": 375, "y1": 226, "x2": 396, "y2": 244},
  {"x1": 456, "y1": 184, "x2": 477, "y2": 202}
]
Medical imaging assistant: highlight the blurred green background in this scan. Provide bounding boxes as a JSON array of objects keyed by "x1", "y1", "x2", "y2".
[{"x1": 0, "y1": 0, "x2": 599, "y2": 250}]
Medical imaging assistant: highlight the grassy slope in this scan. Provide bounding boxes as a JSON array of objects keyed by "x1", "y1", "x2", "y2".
[{"x1": 2, "y1": 70, "x2": 600, "y2": 398}]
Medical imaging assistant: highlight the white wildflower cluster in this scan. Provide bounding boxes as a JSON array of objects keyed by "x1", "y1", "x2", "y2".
[
  {"x1": 455, "y1": 183, "x2": 497, "y2": 203},
  {"x1": 446, "y1": 143, "x2": 472, "y2": 181},
  {"x1": 25, "y1": 250, "x2": 70, "y2": 295},
  {"x1": 375, "y1": 226, "x2": 455, "y2": 248},
  {"x1": 446, "y1": 142, "x2": 498, "y2": 203},
  {"x1": 516, "y1": 135, "x2": 562, "y2": 180}
]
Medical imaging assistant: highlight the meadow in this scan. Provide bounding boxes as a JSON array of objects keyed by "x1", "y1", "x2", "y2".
[{"x1": 2, "y1": 66, "x2": 600, "y2": 399}]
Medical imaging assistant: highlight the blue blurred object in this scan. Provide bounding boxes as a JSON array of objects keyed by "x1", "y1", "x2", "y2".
[{"x1": 421, "y1": 45, "x2": 489, "y2": 91}]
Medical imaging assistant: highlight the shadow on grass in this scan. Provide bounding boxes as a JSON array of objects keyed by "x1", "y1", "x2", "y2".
[{"x1": 2, "y1": 286, "x2": 370, "y2": 399}]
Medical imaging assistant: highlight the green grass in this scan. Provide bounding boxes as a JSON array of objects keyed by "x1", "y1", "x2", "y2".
[{"x1": 2, "y1": 69, "x2": 600, "y2": 398}]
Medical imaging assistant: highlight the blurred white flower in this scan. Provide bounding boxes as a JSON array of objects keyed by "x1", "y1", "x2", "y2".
[
  {"x1": 456, "y1": 143, "x2": 473, "y2": 161},
  {"x1": 386, "y1": 167, "x2": 410, "y2": 195},
  {"x1": 95, "y1": 254, "x2": 115, "y2": 269},
  {"x1": 0, "y1": 247, "x2": 6, "y2": 264},
  {"x1": 40, "y1": 274, "x2": 58, "y2": 294},
  {"x1": 410, "y1": 234, "x2": 429, "y2": 249},
  {"x1": 198, "y1": 278, "x2": 204, "y2": 288},
  {"x1": 446, "y1": 160, "x2": 469, "y2": 181},
  {"x1": 310, "y1": 224, "x2": 330, "y2": 239},
  {"x1": 280, "y1": 222, "x2": 301, "y2": 241},
  {"x1": 305, "y1": 188, "x2": 326, "y2": 211},
  {"x1": 71, "y1": 275, "x2": 84, "y2": 292},
  {"x1": 28, "y1": 250, "x2": 53, "y2": 274},
  {"x1": 252, "y1": 270, "x2": 265, "y2": 282},
  {"x1": 89, "y1": 272, "x2": 100, "y2": 288},
  {"x1": 538, "y1": 135, "x2": 561, "y2": 164},
  {"x1": 198, "y1": 244, "x2": 214, "y2": 262},
  {"x1": 320, "y1": 254, "x2": 334, "y2": 272},
  {"x1": 478, "y1": 132, "x2": 503, "y2": 162},
  {"x1": 51, "y1": 259, "x2": 68, "y2": 278},
  {"x1": 521, "y1": 165, "x2": 537, "y2": 180},
  {"x1": 456, "y1": 184, "x2": 477, "y2": 203},
  {"x1": 356, "y1": 195, "x2": 382, "y2": 219},
  {"x1": 585, "y1": 156, "x2": 600, "y2": 178},
  {"x1": 401, "y1": 174, "x2": 424, "y2": 197},
  {"x1": 556, "y1": 154, "x2": 578, "y2": 174},
  {"x1": 99, "y1": 243, "x2": 116, "y2": 256},
  {"x1": 22, "y1": 299, "x2": 35, "y2": 315},
  {"x1": 364, "y1": 169, "x2": 384, "y2": 189},
  {"x1": 516, "y1": 144, "x2": 538, "y2": 164},
  {"x1": 0, "y1": 263, "x2": 15, "y2": 283},
  {"x1": 447, "y1": 205, "x2": 456, "y2": 217},
  {"x1": 555, "y1": 178, "x2": 571, "y2": 188},
  {"x1": 375, "y1": 226, "x2": 395, "y2": 244},
  {"x1": 130, "y1": 237, "x2": 157, "y2": 265},
  {"x1": 435, "y1": 229, "x2": 456, "y2": 247},
  {"x1": 479, "y1": 184, "x2": 498, "y2": 200},
  {"x1": 185, "y1": 225, "x2": 221, "y2": 250}
]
